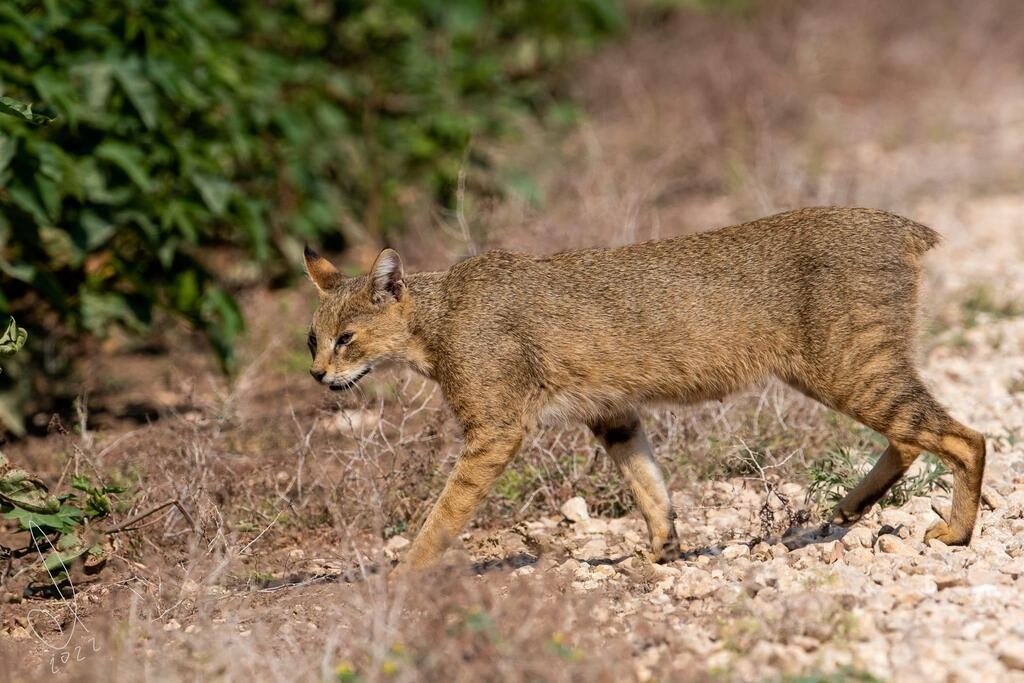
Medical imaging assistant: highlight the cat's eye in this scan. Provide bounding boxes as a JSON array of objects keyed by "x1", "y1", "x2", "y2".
[
  {"x1": 307, "y1": 331, "x2": 317, "y2": 358},
  {"x1": 335, "y1": 331, "x2": 354, "y2": 349}
]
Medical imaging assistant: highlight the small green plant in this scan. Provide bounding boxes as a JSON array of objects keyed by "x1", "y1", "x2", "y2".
[
  {"x1": 961, "y1": 284, "x2": 1024, "y2": 328},
  {"x1": 785, "y1": 668, "x2": 883, "y2": 683},
  {"x1": 0, "y1": 94, "x2": 55, "y2": 125},
  {"x1": 0, "y1": 365, "x2": 189, "y2": 597},
  {"x1": 0, "y1": 317, "x2": 30, "y2": 434},
  {"x1": 549, "y1": 632, "x2": 585, "y2": 663},
  {"x1": 806, "y1": 446, "x2": 950, "y2": 512},
  {"x1": 0, "y1": 461, "x2": 122, "y2": 592},
  {"x1": 334, "y1": 662, "x2": 360, "y2": 683},
  {"x1": 0, "y1": 317, "x2": 27, "y2": 364}
]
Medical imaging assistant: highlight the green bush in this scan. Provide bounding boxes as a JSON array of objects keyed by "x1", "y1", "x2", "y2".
[{"x1": 0, "y1": 0, "x2": 623, "y2": 428}]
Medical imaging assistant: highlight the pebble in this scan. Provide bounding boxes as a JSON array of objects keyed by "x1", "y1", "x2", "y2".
[
  {"x1": 384, "y1": 535, "x2": 410, "y2": 554},
  {"x1": 673, "y1": 567, "x2": 717, "y2": 599},
  {"x1": 560, "y1": 496, "x2": 590, "y2": 523},
  {"x1": 841, "y1": 527, "x2": 875, "y2": 550},
  {"x1": 998, "y1": 640, "x2": 1024, "y2": 670},
  {"x1": 722, "y1": 544, "x2": 749, "y2": 559},
  {"x1": 876, "y1": 535, "x2": 918, "y2": 556}
]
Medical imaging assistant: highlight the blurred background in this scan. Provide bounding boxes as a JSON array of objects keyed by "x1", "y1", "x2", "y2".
[
  {"x1": 2, "y1": 0, "x2": 1022, "y2": 436},
  {"x1": 3, "y1": 1, "x2": 1024, "y2": 680}
]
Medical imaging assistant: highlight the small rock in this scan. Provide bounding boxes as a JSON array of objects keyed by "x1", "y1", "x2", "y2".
[
  {"x1": 577, "y1": 518, "x2": 609, "y2": 534},
  {"x1": 826, "y1": 541, "x2": 845, "y2": 564},
  {"x1": 1005, "y1": 490, "x2": 1024, "y2": 517},
  {"x1": 385, "y1": 535, "x2": 410, "y2": 553},
  {"x1": 999, "y1": 557, "x2": 1024, "y2": 577},
  {"x1": 877, "y1": 524, "x2": 899, "y2": 538},
  {"x1": 560, "y1": 497, "x2": 590, "y2": 523},
  {"x1": 967, "y1": 563, "x2": 1002, "y2": 587},
  {"x1": 931, "y1": 499, "x2": 952, "y2": 522},
  {"x1": 879, "y1": 509, "x2": 916, "y2": 530},
  {"x1": 844, "y1": 547, "x2": 876, "y2": 567},
  {"x1": 876, "y1": 535, "x2": 918, "y2": 556},
  {"x1": 906, "y1": 496, "x2": 934, "y2": 515},
  {"x1": 934, "y1": 572, "x2": 966, "y2": 590},
  {"x1": 982, "y1": 485, "x2": 1006, "y2": 510},
  {"x1": 898, "y1": 574, "x2": 938, "y2": 602},
  {"x1": 998, "y1": 639, "x2": 1024, "y2": 670},
  {"x1": 163, "y1": 619, "x2": 182, "y2": 632},
  {"x1": 511, "y1": 565, "x2": 535, "y2": 578},
  {"x1": 674, "y1": 567, "x2": 717, "y2": 599},
  {"x1": 577, "y1": 537, "x2": 608, "y2": 558},
  {"x1": 841, "y1": 527, "x2": 875, "y2": 550},
  {"x1": 722, "y1": 544, "x2": 749, "y2": 559},
  {"x1": 559, "y1": 558, "x2": 582, "y2": 573},
  {"x1": 779, "y1": 482, "x2": 804, "y2": 499}
]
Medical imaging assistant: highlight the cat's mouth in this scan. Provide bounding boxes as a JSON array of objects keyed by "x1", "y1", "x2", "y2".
[{"x1": 328, "y1": 366, "x2": 371, "y2": 391}]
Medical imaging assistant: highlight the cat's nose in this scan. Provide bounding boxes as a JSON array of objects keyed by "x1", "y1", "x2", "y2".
[{"x1": 310, "y1": 368, "x2": 326, "y2": 382}]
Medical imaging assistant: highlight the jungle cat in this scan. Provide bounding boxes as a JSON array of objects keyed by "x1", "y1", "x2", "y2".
[{"x1": 303, "y1": 207, "x2": 985, "y2": 569}]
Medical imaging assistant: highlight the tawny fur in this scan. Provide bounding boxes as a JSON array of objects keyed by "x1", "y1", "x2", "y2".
[{"x1": 303, "y1": 207, "x2": 986, "y2": 569}]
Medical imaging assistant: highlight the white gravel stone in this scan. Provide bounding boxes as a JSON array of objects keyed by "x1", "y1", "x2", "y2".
[
  {"x1": 841, "y1": 527, "x2": 875, "y2": 549},
  {"x1": 998, "y1": 639, "x2": 1024, "y2": 671},
  {"x1": 876, "y1": 535, "x2": 918, "y2": 556},
  {"x1": 674, "y1": 567, "x2": 717, "y2": 599},
  {"x1": 560, "y1": 496, "x2": 590, "y2": 523},
  {"x1": 722, "y1": 544, "x2": 749, "y2": 559},
  {"x1": 384, "y1": 535, "x2": 410, "y2": 553}
]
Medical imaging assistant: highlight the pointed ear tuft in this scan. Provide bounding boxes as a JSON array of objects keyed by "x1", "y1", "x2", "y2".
[
  {"x1": 303, "y1": 244, "x2": 340, "y2": 294},
  {"x1": 369, "y1": 248, "x2": 405, "y2": 304}
]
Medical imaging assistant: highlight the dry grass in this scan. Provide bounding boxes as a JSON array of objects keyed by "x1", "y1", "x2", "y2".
[{"x1": 4, "y1": 0, "x2": 1024, "y2": 679}]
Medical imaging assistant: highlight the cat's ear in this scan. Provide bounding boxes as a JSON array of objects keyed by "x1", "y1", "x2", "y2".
[
  {"x1": 304, "y1": 245, "x2": 341, "y2": 294},
  {"x1": 368, "y1": 248, "x2": 405, "y2": 304}
]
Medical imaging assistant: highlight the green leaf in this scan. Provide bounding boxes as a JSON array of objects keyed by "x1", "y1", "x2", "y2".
[
  {"x1": 36, "y1": 175, "x2": 62, "y2": 221},
  {"x1": 80, "y1": 291, "x2": 148, "y2": 335},
  {"x1": 42, "y1": 532, "x2": 88, "y2": 572},
  {"x1": 191, "y1": 172, "x2": 234, "y2": 216},
  {"x1": 72, "y1": 61, "x2": 116, "y2": 111},
  {"x1": 4, "y1": 504, "x2": 84, "y2": 534},
  {"x1": 0, "y1": 135, "x2": 17, "y2": 174},
  {"x1": 0, "y1": 463, "x2": 59, "y2": 514},
  {"x1": 0, "y1": 95, "x2": 55, "y2": 124},
  {"x1": 0, "y1": 318, "x2": 27, "y2": 356},
  {"x1": 79, "y1": 210, "x2": 117, "y2": 250},
  {"x1": 6, "y1": 181, "x2": 50, "y2": 225},
  {"x1": 113, "y1": 60, "x2": 158, "y2": 130},
  {"x1": 238, "y1": 198, "x2": 269, "y2": 261},
  {"x1": 85, "y1": 492, "x2": 111, "y2": 517},
  {"x1": 95, "y1": 141, "x2": 152, "y2": 192}
]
